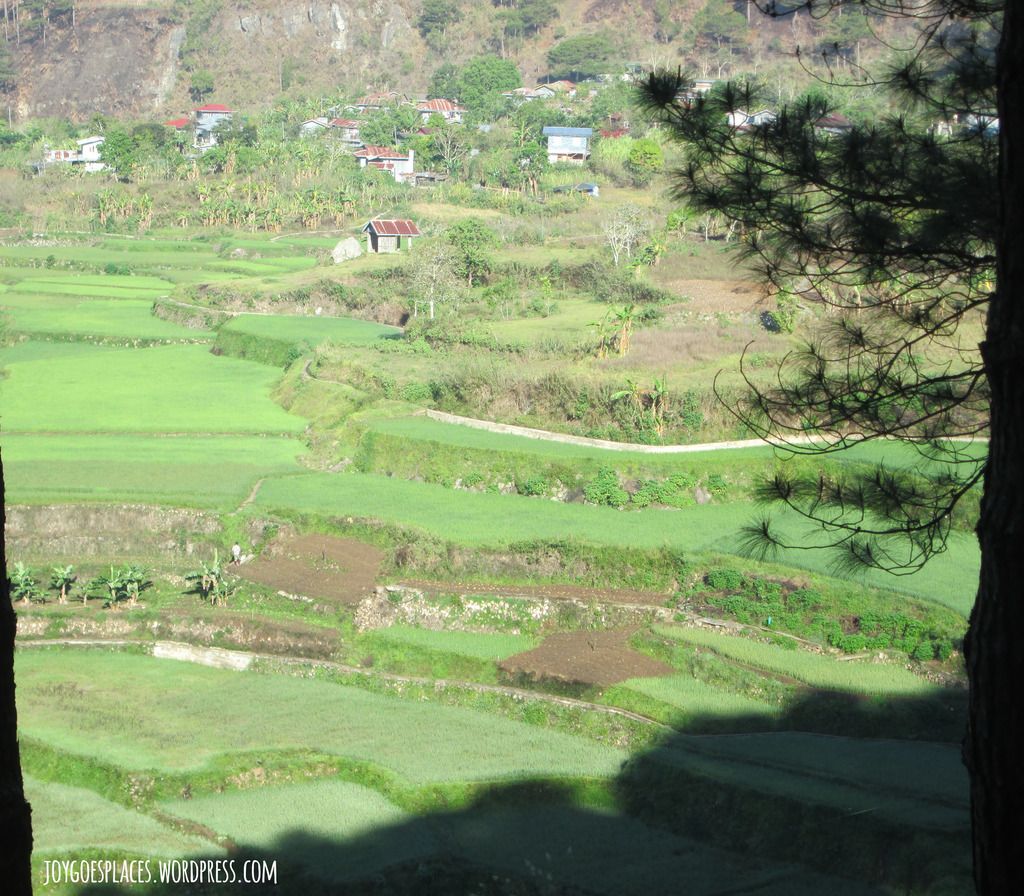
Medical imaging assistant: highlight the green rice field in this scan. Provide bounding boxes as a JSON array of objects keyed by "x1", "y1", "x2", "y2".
[
  {"x1": 0, "y1": 295, "x2": 207, "y2": 340},
  {"x1": 15, "y1": 651, "x2": 625, "y2": 782},
  {"x1": 1, "y1": 433, "x2": 304, "y2": 508},
  {"x1": 0, "y1": 342, "x2": 306, "y2": 434},
  {"x1": 608, "y1": 673, "x2": 780, "y2": 721},
  {"x1": 651, "y1": 730, "x2": 967, "y2": 829},
  {"x1": 27, "y1": 776, "x2": 214, "y2": 858},
  {"x1": 654, "y1": 625, "x2": 937, "y2": 695},
  {"x1": 254, "y1": 471, "x2": 978, "y2": 612},
  {"x1": 368, "y1": 625, "x2": 537, "y2": 661},
  {"x1": 158, "y1": 780, "x2": 884, "y2": 895}
]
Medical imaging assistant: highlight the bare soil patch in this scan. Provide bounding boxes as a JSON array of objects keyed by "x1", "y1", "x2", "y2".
[
  {"x1": 400, "y1": 579, "x2": 671, "y2": 608},
  {"x1": 237, "y1": 534, "x2": 383, "y2": 606},
  {"x1": 663, "y1": 278, "x2": 767, "y2": 313},
  {"x1": 500, "y1": 628, "x2": 674, "y2": 687}
]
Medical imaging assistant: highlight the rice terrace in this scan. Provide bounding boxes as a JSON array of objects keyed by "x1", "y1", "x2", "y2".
[{"x1": 0, "y1": 4, "x2": 997, "y2": 894}]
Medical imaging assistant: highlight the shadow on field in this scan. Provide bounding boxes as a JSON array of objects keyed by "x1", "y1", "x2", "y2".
[{"x1": 73, "y1": 690, "x2": 970, "y2": 896}]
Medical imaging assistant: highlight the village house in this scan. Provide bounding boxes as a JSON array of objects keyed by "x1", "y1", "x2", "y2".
[
  {"x1": 349, "y1": 91, "x2": 406, "y2": 114},
  {"x1": 501, "y1": 86, "x2": 540, "y2": 103},
  {"x1": 42, "y1": 135, "x2": 106, "y2": 172},
  {"x1": 415, "y1": 98, "x2": 467, "y2": 124},
  {"x1": 535, "y1": 80, "x2": 577, "y2": 98},
  {"x1": 194, "y1": 103, "x2": 233, "y2": 149},
  {"x1": 541, "y1": 126, "x2": 593, "y2": 164},
  {"x1": 726, "y1": 109, "x2": 777, "y2": 130},
  {"x1": 362, "y1": 219, "x2": 421, "y2": 253},
  {"x1": 300, "y1": 117, "x2": 331, "y2": 135},
  {"x1": 814, "y1": 113, "x2": 854, "y2": 136},
  {"x1": 353, "y1": 145, "x2": 415, "y2": 183},
  {"x1": 329, "y1": 118, "x2": 362, "y2": 145}
]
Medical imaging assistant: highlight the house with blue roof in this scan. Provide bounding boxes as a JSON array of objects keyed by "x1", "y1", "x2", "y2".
[{"x1": 542, "y1": 126, "x2": 594, "y2": 165}]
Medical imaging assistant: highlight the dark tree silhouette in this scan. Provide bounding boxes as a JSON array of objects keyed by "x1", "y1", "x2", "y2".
[
  {"x1": 0, "y1": 454, "x2": 33, "y2": 894},
  {"x1": 639, "y1": 0, "x2": 1020, "y2": 891}
]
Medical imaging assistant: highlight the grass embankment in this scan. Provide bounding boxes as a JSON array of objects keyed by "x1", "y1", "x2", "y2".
[
  {"x1": 254, "y1": 471, "x2": 978, "y2": 613},
  {"x1": 215, "y1": 313, "x2": 401, "y2": 366}
]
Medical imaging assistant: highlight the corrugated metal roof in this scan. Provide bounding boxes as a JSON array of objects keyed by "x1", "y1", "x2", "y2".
[
  {"x1": 330, "y1": 118, "x2": 359, "y2": 128},
  {"x1": 354, "y1": 145, "x2": 409, "y2": 160},
  {"x1": 416, "y1": 98, "x2": 466, "y2": 113},
  {"x1": 164, "y1": 117, "x2": 190, "y2": 128},
  {"x1": 362, "y1": 219, "x2": 422, "y2": 237},
  {"x1": 195, "y1": 104, "x2": 232, "y2": 113},
  {"x1": 542, "y1": 127, "x2": 594, "y2": 137}
]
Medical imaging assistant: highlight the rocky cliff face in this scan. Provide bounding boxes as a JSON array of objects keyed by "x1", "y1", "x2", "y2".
[
  {"x1": 9, "y1": 7, "x2": 186, "y2": 121},
  {"x1": 4, "y1": 0, "x2": 421, "y2": 122},
  {"x1": 1, "y1": 0, "x2": 673, "y2": 123}
]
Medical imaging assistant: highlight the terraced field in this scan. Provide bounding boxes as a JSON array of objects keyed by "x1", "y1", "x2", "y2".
[{"x1": 2, "y1": 230, "x2": 977, "y2": 894}]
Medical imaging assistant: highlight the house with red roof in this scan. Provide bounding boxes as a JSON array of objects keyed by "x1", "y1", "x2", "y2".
[
  {"x1": 415, "y1": 98, "x2": 467, "y2": 124},
  {"x1": 361, "y1": 219, "x2": 421, "y2": 253},
  {"x1": 354, "y1": 145, "x2": 415, "y2": 183},
  {"x1": 163, "y1": 116, "x2": 190, "y2": 130},
  {"x1": 194, "y1": 103, "x2": 233, "y2": 149},
  {"x1": 329, "y1": 118, "x2": 362, "y2": 145}
]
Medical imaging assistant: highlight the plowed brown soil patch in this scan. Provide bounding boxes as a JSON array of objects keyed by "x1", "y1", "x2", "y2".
[
  {"x1": 400, "y1": 580, "x2": 670, "y2": 607},
  {"x1": 500, "y1": 628, "x2": 674, "y2": 687},
  {"x1": 237, "y1": 534, "x2": 383, "y2": 606}
]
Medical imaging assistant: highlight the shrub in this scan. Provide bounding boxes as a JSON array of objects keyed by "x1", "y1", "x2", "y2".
[
  {"x1": 399, "y1": 382, "x2": 433, "y2": 403},
  {"x1": 705, "y1": 568, "x2": 745, "y2": 592},
  {"x1": 517, "y1": 475, "x2": 550, "y2": 497},
  {"x1": 584, "y1": 468, "x2": 629, "y2": 507}
]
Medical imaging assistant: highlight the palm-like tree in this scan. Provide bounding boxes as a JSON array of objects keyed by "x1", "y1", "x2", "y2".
[
  {"x1": 93, "y1": 566, "x2": 126, "y2": 608},
  {"x1": 49, "y1": 566, "x2": 76, "y2": 605},
  {"x1": 614, "y1": 304, "x2": 637, "y2": 356},
  {"x1": 589, "y1": 308, "x2": 614, "y2": 359},
  {"x1": 186, "y1": 551, "x2": 223, "y2": 602},
  {"x1": 650, "y1": 376, "x2": 669, "y2": 438},
  {"x1": 121, "y1": 565, "x2": 151, "y2": 608}
]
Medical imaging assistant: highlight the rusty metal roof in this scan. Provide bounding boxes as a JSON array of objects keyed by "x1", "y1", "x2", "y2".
[
  {"x1": 362, "y1": 219, "x2": 422, "y2": 237},
  {"x1": 354, "y1": 145, "x2": 409, "y2": 160}
]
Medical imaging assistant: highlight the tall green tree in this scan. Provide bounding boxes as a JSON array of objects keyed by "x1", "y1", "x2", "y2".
[
  {"x1": 640, "y1": 0, "x2": 1020, "y2": 891},
  {"x1": 457, "y1": 54, "x2": 521, "y2": 115},
  {"x1": 417, "y1": 0, "x2": 461, "y2": 51},
  {"x1": 547, "y1": 33, "x2": 616, "y2": 80},
  {"x1": 445, "y1": 218, "x2": 497, "y2": 287}
]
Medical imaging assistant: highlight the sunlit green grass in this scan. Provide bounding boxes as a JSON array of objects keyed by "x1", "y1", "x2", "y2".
[
  {"x1": 15, "y1": 651, "x2": 625, "y2": 782},
  {"x1": 1, "y1": 434, "x2": 304, "y2": 508},
  {"x1": 654, "y1": 625, "x2": 935, "y2": 695},
  {"x1": 27, "y1": 776, "x2": 215, "y2": 857},
  {"x1": 224, "y1": 313, "x2": 401, "y2": 345},
  {"x1": 608, "y1": 674, "x2": 779, "y2": 720},
  {"x1": 254, "y1": 470, "x2": 978, "y2": 611},
  {"x1": 368, "y1": 625, "x2": 537, "y2": 661},
  {"x1": 0, "y1": 342, "x2": 305, "y2": 434},
  {"x1": 0, "y1": 295, "x2": 206, "y2": 340}
]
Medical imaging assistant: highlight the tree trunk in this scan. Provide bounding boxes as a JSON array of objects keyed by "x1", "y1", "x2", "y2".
[
  {"x1": 0, "y1": 453, "x2": 34, "y2": 895},
  {"x1": 963, "y1": 4, "x2": 1024, "y2": 892}
]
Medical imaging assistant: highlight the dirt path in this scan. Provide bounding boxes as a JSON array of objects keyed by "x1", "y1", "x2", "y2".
[
  {"x1": 421, "y1": 409, "x2": 826, "y2": 454},
  {"x1": 236, "y1": 476, "x2": 266, "y2": 510}
]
